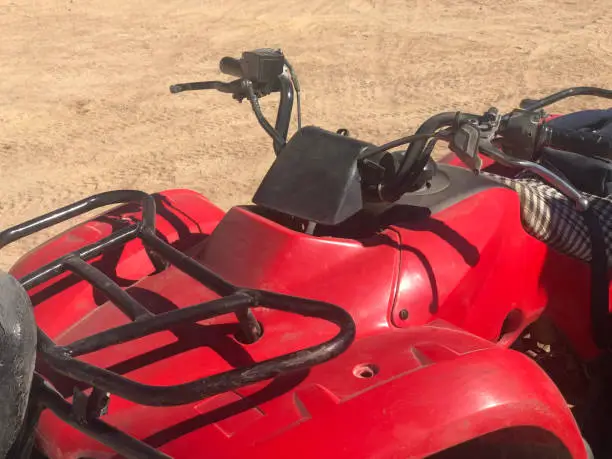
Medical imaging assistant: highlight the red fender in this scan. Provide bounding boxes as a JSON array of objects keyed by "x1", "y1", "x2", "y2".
[
  {"x1": 9, "y1": 189, "x2": 225, "y2": 339},
  {"x1": 244, "y1": 322, "x2": 588, "y2": 459},
  {"x1": 34, "y1": 322, "x2": 586, "y2": 459}
]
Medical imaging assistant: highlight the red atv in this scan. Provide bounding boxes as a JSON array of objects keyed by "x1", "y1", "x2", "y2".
[{"x1": 2, "y1": 49, "x2": 612, "y2": 458}]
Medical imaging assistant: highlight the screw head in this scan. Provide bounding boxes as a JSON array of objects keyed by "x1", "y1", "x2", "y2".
[{"x1": 399, "y1": 309, "x2": 409, "y2": 320}]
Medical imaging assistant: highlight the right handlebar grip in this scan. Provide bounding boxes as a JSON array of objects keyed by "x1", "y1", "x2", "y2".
[
  {"x1": 541, "y1": 125, "x2": 612, "y2": 160},
  {"x1": 219, "y1": 57, "x2": 243, "y2": 78}
]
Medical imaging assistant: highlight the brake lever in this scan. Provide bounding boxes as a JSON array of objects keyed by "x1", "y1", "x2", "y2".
[
  {"x1": 169, "y1": 79, "x2": 244, "y2": 95},
  {"x1": 479, "y1": 139, "x2": 589, "y2": 211}
]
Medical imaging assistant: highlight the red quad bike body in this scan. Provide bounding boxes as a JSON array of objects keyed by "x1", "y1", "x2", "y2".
[
  {"x1": 4, "y1": 51, "x2": 612, "y2": 458},
  {"x1": 11, "y1": 187, "x2": 589, "y2": 458}
]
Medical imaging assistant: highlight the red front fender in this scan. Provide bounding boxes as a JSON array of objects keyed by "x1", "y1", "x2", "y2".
[
  {"x1": 244, "y1": 324, "x2": 587, "y2": 459},
  {"x1": 34, "y1": 321, "x2": 586, "y2": 459}
]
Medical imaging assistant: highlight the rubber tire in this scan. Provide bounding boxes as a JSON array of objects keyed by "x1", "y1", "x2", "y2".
[{"x1": 585, "y1": 437, "x2": 595, "y2": 459}]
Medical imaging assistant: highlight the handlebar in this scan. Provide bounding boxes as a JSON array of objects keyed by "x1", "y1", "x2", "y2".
[
  {"x1": 169, "y1": 50, "x2": 294, "y2": 156},
  {"x1": 372, "y1": 86, "x2": 612, "y2": 208},
  {"x1": 539, "y1": 125, "x2": 612, "y2": 160},
  {"x1": 169, "y1": 54, "x2": 609, "y2": 211},
  {"x1": 520, "y1": 86, "x2": 612, "y2": 111},
  {"x1": 380, "y1": 112, "x2": 477, "y2": 201}
]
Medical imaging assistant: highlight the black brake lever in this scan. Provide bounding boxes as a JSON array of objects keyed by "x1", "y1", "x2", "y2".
[{"x1": 169, "y1": 79, "x2": 244, "y2": 95}]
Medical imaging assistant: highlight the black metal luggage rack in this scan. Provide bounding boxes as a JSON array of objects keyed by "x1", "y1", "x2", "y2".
[{"x1": 1, "y1": 190, "x2": 356, "y2": 459}]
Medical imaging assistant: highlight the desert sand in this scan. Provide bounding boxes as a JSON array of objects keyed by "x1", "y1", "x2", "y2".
[{"x1": 0, "y1": 0, "x2": 611, "y2": 268}]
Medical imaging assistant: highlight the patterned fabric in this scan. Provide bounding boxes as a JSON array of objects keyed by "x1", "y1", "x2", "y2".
[{"x1": 485, "y1": 172, "x2": 612, "y2": 266}]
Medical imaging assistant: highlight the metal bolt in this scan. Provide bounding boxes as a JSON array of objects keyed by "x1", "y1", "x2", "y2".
[{"x1": 399, "y1": 309, "x2": 409, "y2": 320}]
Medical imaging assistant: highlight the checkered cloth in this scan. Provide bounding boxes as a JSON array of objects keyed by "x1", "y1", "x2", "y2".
[{"x1": 485, "y1": 172, "x2": 612, "y2": 266}]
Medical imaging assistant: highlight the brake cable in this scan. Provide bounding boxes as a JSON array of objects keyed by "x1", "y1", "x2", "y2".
[
  {"x1": 284, "y1": 59, "x2": 302, "y2": 130},
  {"x1": 242, "y1": 80, "x2": 287, "y2": 148}
]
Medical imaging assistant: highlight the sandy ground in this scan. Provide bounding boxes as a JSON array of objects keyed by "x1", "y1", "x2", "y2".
[{"x1": 0, "y1": 0, "x2": 611, "y2": 268}]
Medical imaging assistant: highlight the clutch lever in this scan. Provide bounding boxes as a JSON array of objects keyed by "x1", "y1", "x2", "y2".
[{"x1": 479, "y1": 139, "x2": 589, "y2": 211}]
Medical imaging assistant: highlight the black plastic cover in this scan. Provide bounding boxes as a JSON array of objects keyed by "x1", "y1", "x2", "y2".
[
  {"x1": 498, "y1": 109, "x2": 542, "y2": 160},
  {"x1": 253, "y1": 126, "x2": 371, "y2": 225},
  {"x1": 241, "y1": 49, "x2": 285, "y2": 86}
]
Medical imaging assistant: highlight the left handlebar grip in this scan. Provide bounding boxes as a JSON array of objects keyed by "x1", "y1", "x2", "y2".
[{"x1": 219, "y1": 57, "x2": 243, "y2": 78}]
